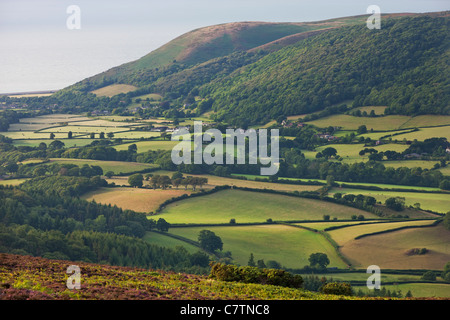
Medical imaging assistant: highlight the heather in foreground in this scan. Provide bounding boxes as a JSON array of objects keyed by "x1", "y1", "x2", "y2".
[{"x1": 0, "y1": 253, "x2": 394, "y2": 300}]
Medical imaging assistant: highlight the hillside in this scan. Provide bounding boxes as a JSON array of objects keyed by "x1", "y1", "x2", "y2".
[
  {"x1": 202, "y1": 15, "x2": 449, "y2": 126},
  {"x1": 53, "y1": 12, "x2": 449, "y2": 127},
  {"x1": 0, "y1": 253, "x2": 363, "y2": 300},
  {"x1": 80, "y1": 21, "x2": 331, "y2": 89}
]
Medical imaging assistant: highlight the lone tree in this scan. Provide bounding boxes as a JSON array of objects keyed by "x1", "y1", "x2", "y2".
[
  {"x1": 156, "y1": 218, "x2": 170, "y2": 232},
  {"x1": 357, "y1": 125, "x2": 368, "y2": 135},
  {"x1": 308, "y1": 252, "x2": 330, "y2": 270},
  {"x1": 198, "y1": 230, "x2": 223, "y2": 252},
  {"x1": 128, "y1": 173, "x2": 144, "y2": 188}
]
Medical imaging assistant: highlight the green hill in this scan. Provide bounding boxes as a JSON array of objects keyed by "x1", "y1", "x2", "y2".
[
  {"x1": 53, "y1": 12, "x2": 448, "y2": 126},
  {"x1": 202, "y1": 15, "x2": 449, "y2": 126},
  {"x1": 82, "y1": 22, "x2": 331, "y2": 88}
]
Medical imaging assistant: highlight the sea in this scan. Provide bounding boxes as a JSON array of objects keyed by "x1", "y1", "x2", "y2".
[{"x1": 0, "y1": 27, "x2": 177, "y2": 94}]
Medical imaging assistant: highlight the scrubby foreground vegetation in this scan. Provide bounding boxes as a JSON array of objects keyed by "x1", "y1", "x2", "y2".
[{"x1": 0, "y1": 253, "x2": 443, "y2": 300}]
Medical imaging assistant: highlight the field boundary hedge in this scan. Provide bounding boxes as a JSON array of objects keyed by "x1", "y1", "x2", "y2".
[{"x1": 338, "y1": 183, "x2": 450, "y2": 194}]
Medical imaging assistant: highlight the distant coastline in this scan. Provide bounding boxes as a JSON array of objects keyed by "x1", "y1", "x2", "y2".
[{"x1": 0, "y1": 90, "x2": 57, "y2": 97}]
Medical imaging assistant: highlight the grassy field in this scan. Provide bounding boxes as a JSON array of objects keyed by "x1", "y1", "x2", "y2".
[
  {"x1": 399, "y1": 115, "x2": 450, "y2": 129},
  {"x1": 169, "y1": 224, "x2": 348, "y2": 269},
  {"x1": 112, "y1": 131, "x2": 161, "y2": 139},
  {"x1": 386, "y1": 126, "x2": 450, "y2": 141},
  {"x1": 41, "y1": 125, "x2": 132, "y2": 134},
  {"x1": 68, "y1": 119, "x2": 141, "y2": 127},
  {"x1": 329, "y1": 187, "x2": 450, "y2": 213},
  {"x1": 49, "y1": 158, "x2": 158, "y2": 174},
  {"x1": 357, "y1": 129, "x2": 412, "y2": 140},
  {"x1": 315, "y1": 143, "x2": 409, "y2": 163},
  {"x1": 142, "y1": 231, "x2": 202, "y2": 254},
  {"x1": 0, "y1": 131, "x2": 69, "y2": 139},
  {"x1": 81, "y1": 187, "x2": 191, "y2": 213},
  {"x1": 158, "y1": 189, "x2": 376, "y2": 224},
  {"x1": 0, "y1": 178, "x2": 29, "y2": 186},
  {"x1": 18, "y1": 114, "x2": 90, "y2": 123},
  {"x1": 306, "y1": 114, "x2": 412, "y2": 131},
  {"x1": 339, "y1": 224, "x2": 450, "y2": 270}
]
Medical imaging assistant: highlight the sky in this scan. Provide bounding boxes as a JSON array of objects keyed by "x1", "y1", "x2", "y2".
[{"x1": 0, "y1": 0, "x2": 448, "y2": 93}]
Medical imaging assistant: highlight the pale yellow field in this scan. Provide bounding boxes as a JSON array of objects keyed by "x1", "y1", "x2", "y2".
[
  {"x1": 339, "y1": 224, "x2": 450, "y2": 270},
  {"x1": 68, "y1": 119, "x2": 141, "y2": 127},
  {"x1": 327, "y1": 220, "x2": 437, "y2": 246},
  {"x1": 81, "y1": 187, "x2": 191, "y2": 213},
  {"x1": 91, "y1": 84, "x2": 138, "y2": 97}
]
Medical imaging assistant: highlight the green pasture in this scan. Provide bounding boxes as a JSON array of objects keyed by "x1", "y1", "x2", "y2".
[
  {"x1": 169, "y1": 224, "x2": 348, "y2": 269},
  {"x1": 111, "y1": 131, "x2": 161, "y2": 139},
  {"x1": 384, "y1": 126, "x2": 450, "y2": 141},
  {"x1": 143, "y1": 232, "x2": 203, "y2": 254},
  {"x1": 158, "y1": 189, "x2": 375, "y2": 224},
  {"x1": 315, "y1": 143, "x2": 410, "y2": 163}
]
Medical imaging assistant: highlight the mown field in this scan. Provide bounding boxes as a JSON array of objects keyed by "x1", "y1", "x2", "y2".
[{"x1": 81, "y1": 187, "x2": 191, "y2": 213}]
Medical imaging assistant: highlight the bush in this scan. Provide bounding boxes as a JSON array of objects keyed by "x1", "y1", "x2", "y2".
[
  {"x1": 421, "y1": 271, "x2": 436, "y2": 281},
  {"x1": 320, "y1": 282, "x2": 353, "y2": 296},
  {"x1": 209, "y1": 262, "x2": 303, "y2": 289}
]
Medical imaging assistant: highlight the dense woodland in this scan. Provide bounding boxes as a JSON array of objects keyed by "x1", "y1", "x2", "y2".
[
  {"x1": 0, "y1": 177, "x2": 210, "y2": 273},
  {"x1": 201, "y1": 16, "x2": 449, "y2": 126}
]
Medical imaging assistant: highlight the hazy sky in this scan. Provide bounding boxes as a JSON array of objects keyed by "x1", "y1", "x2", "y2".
[{"x1": 0, "y1": 0, "x2": 448, "y2": 93}]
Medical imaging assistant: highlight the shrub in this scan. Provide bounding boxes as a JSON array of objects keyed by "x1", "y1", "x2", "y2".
[
  {"x1": 209, "y1": 262, "x2": 303, "y2": 289},
  {"x1": 320, "y1": 282, "x2": 353, "y2": 296},
  {"x1": 421, "y1": 271, "x2": 436, "y2": 281}
]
